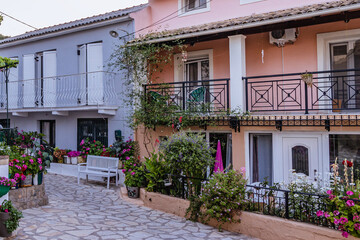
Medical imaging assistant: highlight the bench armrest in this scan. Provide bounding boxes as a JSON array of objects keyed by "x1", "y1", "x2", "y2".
[{"x1": 78, "y1": 163, "x2": 87, "y2": 172}]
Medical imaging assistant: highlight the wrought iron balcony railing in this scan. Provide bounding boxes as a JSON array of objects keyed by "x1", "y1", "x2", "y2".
[
  {"x1": 143, "y1": 79, "x2": 230, "y2": 113},
  {"x1": 243, "y1": 69, "x2": 360, "y2": 114},
  {"x1": 0, "y1": 71, "x2": 118, "y2": 110}
]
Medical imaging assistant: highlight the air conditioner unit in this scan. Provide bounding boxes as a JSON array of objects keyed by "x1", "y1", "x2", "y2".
[{"x1": 269, "y1": 28, "x2": 297, "y2": 46}]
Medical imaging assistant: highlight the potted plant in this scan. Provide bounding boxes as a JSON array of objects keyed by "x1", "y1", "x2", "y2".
[
  {"x1": 0, "y1": 177, "x2": 15, "y2": 198},
  {"x1": 67, "y1": 151, "x2": 81, "y2": 165},
  {"x1": 301, "y1": 72, "x2": 313, "y2": 86},
  {"x1": 123, "y1": 157, "x2": 145, "y2": 198},
  {"x1": 0, "y1": 200, "x2": 23, "y2": 237}
]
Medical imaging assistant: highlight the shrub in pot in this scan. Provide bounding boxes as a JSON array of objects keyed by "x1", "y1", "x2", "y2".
[
  {"x1": 123, "y1": 157, "x2": 145, "y2": 198},
  {"x1": 0, "y1": 200, "x2": 23, "y2": 237},
  {"x1": 67, "y1": 151, "x2": 81, "y2": 165}
]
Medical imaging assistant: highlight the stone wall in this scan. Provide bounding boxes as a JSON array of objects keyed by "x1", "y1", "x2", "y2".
[
  {"x1": 9, "y1": 184, "x2": 49, "y2": 210},
  {"x1": 140, "y1": 189, "x2": 358, "y2": 240}
]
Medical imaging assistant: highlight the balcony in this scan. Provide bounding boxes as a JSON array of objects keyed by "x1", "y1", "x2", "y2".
[
  {"x1": 244, "y1": 69, "x2": 360, "y2": 114},
  {"x1": 143, "y1": 79, "x2": 230, "y2": 113},
  {"x1": 0, "y1": 71, "x2": 118, "y2": 114}
]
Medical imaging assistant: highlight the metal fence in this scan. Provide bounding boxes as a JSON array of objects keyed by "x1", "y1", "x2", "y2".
[
  {"x1": 243, "y1": 69, "x2": 360, "y2": 114},
  {"x1": 0, "y1": 71, "x2": 119, "y2": 110},
  {"x1": 143, "y1": 79, "x2": 230, "y2": 113}
]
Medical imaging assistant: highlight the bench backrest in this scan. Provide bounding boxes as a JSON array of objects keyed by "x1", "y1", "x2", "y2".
[{"x1": 86, "y1": 155, "x2": 119, "y2": 170}]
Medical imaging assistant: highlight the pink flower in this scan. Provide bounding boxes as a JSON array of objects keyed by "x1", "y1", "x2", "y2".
[
  {"x1": 355, "y1": 223, "x2": 360, "y2": 231},
  {"x1": 21, "y1": 174, "x2": 26, "y2": 181},
  {"x1": 39, "y1": 166, "x2": 42, "y2": 171},
  {"x1": 22, "y1": 164, "x2": 27, "y2": 170},
  {"x1": 326, "y1": 190, "x2": 332, "y2": 195},
  {"x1": 37, "y1": 158, "x2": 42, "y2": 164},
  {"x1": 346, "y1": 200, "x2": 355, "y2": 207},
  {"x1": 128, "y1": 169, "x2": 132, "y2": 172},
  {"x1": 14, "y1": 173, "x2": 20, "y2": 179},
  {"x1": 133, "y1": 164, "x2": 136, "y2": 167},
  {"x1": 329, "y1": 194, "x2": 335, "y2": 200},
  {"x1": 122, "y1": 169, "x2": 126, "y2": 173},
  {"x1": 347, "y1": 191, "x2": 354, "y2": 196},
  {"x1": 131, "y1": 172, "x2": 135, "y2": 176},
  {"x1": 340, "y1": 217, "x2": 349, "y2": 224},
  {"x1": 29, "y1": 159, "x2": 34, "y2": 164},
  {"x1": 334, "y1": 210, "x2": 340, "y2": 216},
  {"x1": 125, "y1": 157, "x2": 130, "y2": 160},
  {"x1": 324, "y1": 212, "x2": 330, "y2": 218},
  {"x1": 4, "y1": 209, "x2": 8, "y2": 213},
  {"x1": 342, "y1": 231, "x2": 349, "y2": 238},
  {"x1": 21, "y1": 154, "x2": 26, "y2": 157},
  {"x1": 240, "y1": 167, "x2": 246, "y2": 175},
  {"x1": 316, "y1": 210, "x2": 324, "y2": 217},
  {"x1": 86, "y1": 148, "x2": 90, "y2": 151},
  {"x1": 80, "y1": 139, "x2": 85, "y2": 146},
  {"x1": 334, "y1": 218, "x2": 340, "y2": 225}
]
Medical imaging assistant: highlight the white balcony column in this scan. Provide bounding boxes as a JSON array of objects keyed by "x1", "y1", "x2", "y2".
[{"x1": 228, "y1": 34, "x2": 246, "y2": 112}]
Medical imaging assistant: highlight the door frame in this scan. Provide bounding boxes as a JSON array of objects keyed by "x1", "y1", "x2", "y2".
[{"x1": 245, "y1": 131, "x2": 329, "y2": 184}]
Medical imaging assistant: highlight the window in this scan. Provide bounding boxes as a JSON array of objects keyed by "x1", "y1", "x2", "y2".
[
  {"x1": 240, "y1": 0, "x2": 263, "y2": 5},
  {"x1": 330, "y1": 134, "x2": 360, "y2": 178},
  {"x1": 250, "y1": 134, "x2": 273, "y2": 185},
  {"x1": 185, "y1": 0, "x2": 207, "y2": 12},
  {"x1": 292, "y1": 146, "x2": 309, "y2": 175},
  {"x1": 77, "y1": 118, "x2": 108, "y2": 150},
  {"x1": 179, "y1": 0, "x2": 210, "y2": 15},
  {"x1": 40, "y1": 120, "x2": 55, "y2": 147}
]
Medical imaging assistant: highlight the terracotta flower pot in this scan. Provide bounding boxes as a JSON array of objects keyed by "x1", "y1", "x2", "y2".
[{"x1": 0, "y1": 212, "x2": 11, "y2": 237}]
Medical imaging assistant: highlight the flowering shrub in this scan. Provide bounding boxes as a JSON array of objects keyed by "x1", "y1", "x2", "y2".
[
  {"x1": 108, "y1": 138, "x2": 139, "y2": 160},
  {"x1": 160, "y1": 131, "x2": 214, "y2": 178},
  {"x1": 80, "y1": 138, "x2": 106, "y2": 157},
  {"x1": 14, "y1": 130, "x2": 44, "y2": 149},
  {"x1": 187, "y1": 170, "x2": 247, "y2": 231},
  {"x1": 9, "y1": 154, "x2": 42, "y2": 182},
  {"x1": 0, "y1": 177, "x2": 16, "y2": 188},
  {"x1": 123, "y1": 157, "x2": 145, "y2": 188},
  {"x1": 0, "y1": 142, "x2": 11, "y2": 156}
]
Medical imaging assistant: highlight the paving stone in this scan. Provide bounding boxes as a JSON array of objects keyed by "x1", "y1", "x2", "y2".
[{"x1": 12, "y1": 174, "x2": 257, "y2": 240}]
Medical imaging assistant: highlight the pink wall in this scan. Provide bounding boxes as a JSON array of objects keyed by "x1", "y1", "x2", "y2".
[{"x1": 131, "y1": 0, "x2": 331, "y2": 37}]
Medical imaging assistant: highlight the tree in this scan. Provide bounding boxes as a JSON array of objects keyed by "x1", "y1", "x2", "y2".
[{"x1": 0, "y1": 34, "x2": 9, "y2": 40}]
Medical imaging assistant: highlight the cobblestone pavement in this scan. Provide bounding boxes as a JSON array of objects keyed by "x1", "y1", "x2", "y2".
[{"x1": 12, "y1": 174, "x2": 257, "y2": 240}]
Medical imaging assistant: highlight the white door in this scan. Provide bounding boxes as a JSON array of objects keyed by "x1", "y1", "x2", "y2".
[
  {"x1": 43, "y1": 51, "x2": 57, "y2": 107},
  {"x1": 78, "y1": 45, "x2": 87, "y2": 105},
  {"x1": 86, "y1": 43, "x2": 103, "y2": 105},
  {"x1": 23, "y1": 54, "x2": 36, "y2": 108},
  {"x1": 282, "y1": 136, "x2": 320, "y2": 182},
  {"x1": 8, "y1": 58, "x2": 19, "y2": 109}
]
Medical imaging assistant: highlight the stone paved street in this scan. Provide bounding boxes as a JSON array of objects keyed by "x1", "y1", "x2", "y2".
[{"x1": 11, "y1": 174, "x2": 257, "y2": 240}]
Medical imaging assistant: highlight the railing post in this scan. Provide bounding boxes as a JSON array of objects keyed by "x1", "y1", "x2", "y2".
[
  {"x1": 304, "y1": 81, "x2": 309, "y2": 114},
  {"x1": 245, "y1": 78, "x2": 248, "y2": 112},
  {"x1": 285, "y1": 191, "x2": 289, "y2": 219},
  {"x1": 182, "y1": 82, "x2": 186, "y2": 111},
  {"x1": 226, "y1": 79, "x2": 230, "y2": 113}
]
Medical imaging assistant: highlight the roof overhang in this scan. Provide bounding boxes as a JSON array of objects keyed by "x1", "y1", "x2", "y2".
[
  {"x1": 0, "y1": 15, "x2": 132, "y2": 49},
  {"x1": 135, "y1": 3, "x2": 360, "y2": 45}
]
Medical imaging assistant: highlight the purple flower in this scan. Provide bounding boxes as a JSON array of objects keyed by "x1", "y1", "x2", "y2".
[
  {"x1": 334, "y1": 210, "x2": 340, "y2": 216},
  {"x1": 342, "y1": 231, "x2": 349, "y2": 238}
]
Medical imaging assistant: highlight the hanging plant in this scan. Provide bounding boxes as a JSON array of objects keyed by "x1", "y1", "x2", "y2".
[{"x1": 301, "y1": 71, "x2": 313, "y2": 86}]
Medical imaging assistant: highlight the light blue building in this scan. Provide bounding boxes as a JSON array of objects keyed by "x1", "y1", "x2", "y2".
[{"x1": 0, "y1": 4, "x2": 146, "y2": 150}]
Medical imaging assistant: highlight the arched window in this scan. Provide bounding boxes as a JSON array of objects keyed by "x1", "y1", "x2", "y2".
[{"x1": 292, "y1": 146, "x2": 309, "y2": 175}]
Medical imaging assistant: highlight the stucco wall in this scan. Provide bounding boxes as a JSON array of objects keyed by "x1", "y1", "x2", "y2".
[
  {"x1": 0, "y1": 20, "x2": 135, "y2": 149},
  {"x1": 131, "y1": 0, "x2": 331, "y2": 37},
  {"x1": 140, "y1": 189, "x2": 357, "y2": 240}
]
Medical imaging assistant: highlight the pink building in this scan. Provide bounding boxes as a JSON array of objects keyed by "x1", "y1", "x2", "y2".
[{"x1": 131, "y1": 0, "x2": 360, "y2": 185}]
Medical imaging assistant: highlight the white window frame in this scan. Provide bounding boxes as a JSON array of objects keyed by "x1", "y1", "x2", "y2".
[
  {"x1": 317, "y1": 28, "x2": 360, "y2": 71},
  {"x1": 178, "y1": 0, "x2": 210, "y2": 17},
  {"x1": 174, "y1": 49, "x2": 214, "y2": 83},
  {"x1": 240, "y1": 0, "x2": 264, "y2": 5}
]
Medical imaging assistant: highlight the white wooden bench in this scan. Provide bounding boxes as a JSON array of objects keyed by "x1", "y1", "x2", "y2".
[{"x1": 77, "y1": 155, "x2": 119, "y2": 189}]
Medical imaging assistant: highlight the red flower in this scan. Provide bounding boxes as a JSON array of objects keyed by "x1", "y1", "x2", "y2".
[
  {"x1": 172, "y1": 124, "x2": 175, "y2": 129},
  {"x1": 342, "y1": 160, "x2": 353, "y2": 167},
  {"x1": 179, "y1": 116, "x2": 183, "y2": 123}
]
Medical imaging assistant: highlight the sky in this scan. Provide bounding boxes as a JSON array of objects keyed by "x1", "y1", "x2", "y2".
[{"x1": 0, "y1": 0, "x2": 148, "y2": 37}]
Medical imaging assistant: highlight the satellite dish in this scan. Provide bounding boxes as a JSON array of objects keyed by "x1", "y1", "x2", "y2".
[{"x1": 109, "y1": 31, "x2": 119, "y2": 38}]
